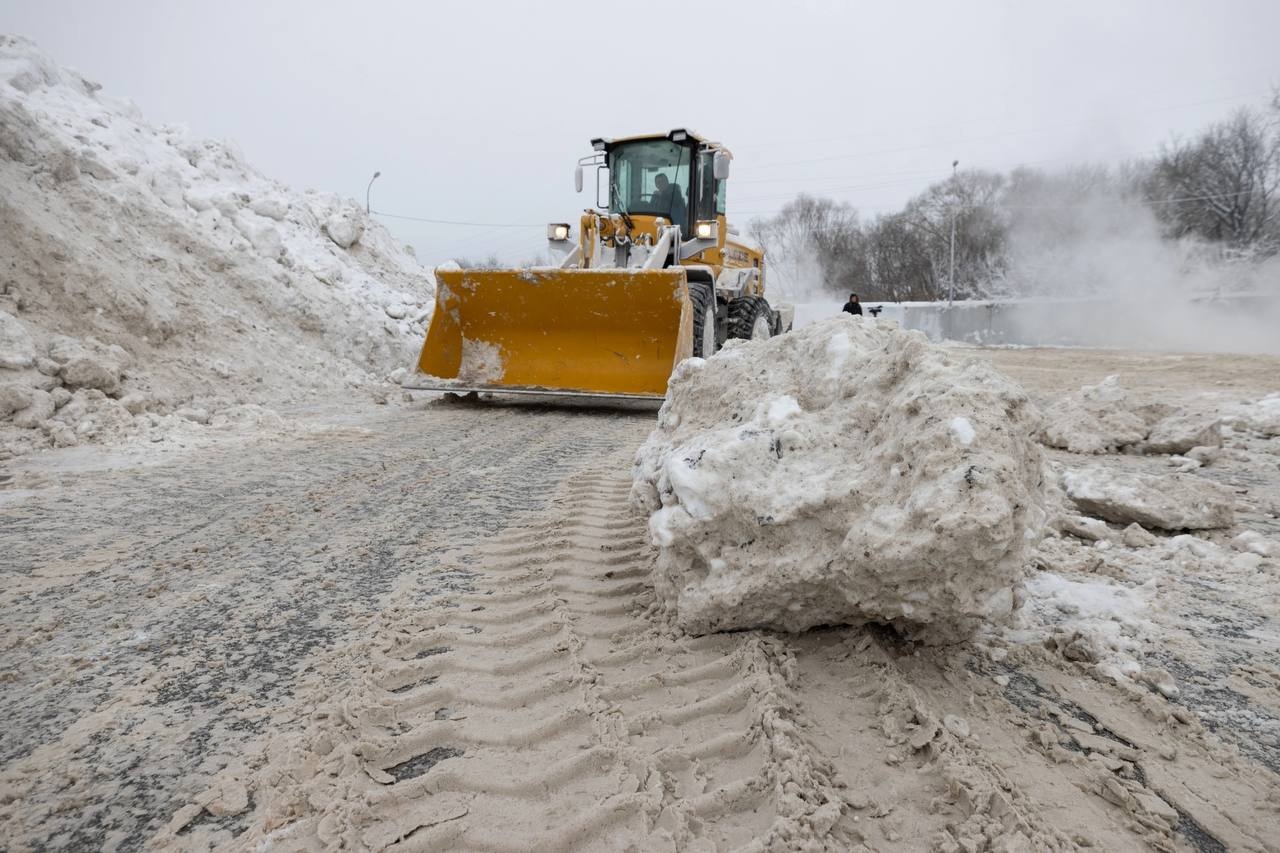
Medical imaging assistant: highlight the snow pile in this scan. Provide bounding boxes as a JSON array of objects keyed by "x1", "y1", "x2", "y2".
[
  {"x1": 1037, "y1": 375, "x2": 1152, "y2": 454},
  {"x1": 631, "y1": 317, "x2": 1048, "y2": 641},
  {"x1": 1062, "y1": 467, "x2": 1235, "y2": 530},
  {"x1": 0, "y1": 36, "x2": 434, "y2": 456}
]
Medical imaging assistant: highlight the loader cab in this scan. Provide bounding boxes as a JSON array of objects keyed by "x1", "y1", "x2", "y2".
[
  {"x1": 598, "y1": 130, "x2": 727, "y2": 235},
  {"x1": 606, "y1": 137, "x2": 692, "y2": 231}
]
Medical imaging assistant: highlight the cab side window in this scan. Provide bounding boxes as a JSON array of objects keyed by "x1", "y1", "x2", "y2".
[{"x1": 695, "y1": 152, "x2": 718, "y2": 222}]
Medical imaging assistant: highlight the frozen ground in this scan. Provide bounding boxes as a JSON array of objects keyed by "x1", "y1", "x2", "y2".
[{"x1": 2, "y1": 345, "x2": 1279, "y2": 852}]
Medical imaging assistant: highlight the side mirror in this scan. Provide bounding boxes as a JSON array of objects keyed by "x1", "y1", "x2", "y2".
[
  {"x1": 713, "y1": 151, "x2": 731, "y2": 181},
  {"x1": 574, "y1": 165, "x2": 584, "y2": 193}
]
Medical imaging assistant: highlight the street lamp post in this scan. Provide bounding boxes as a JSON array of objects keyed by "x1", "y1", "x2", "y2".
[
  {"x1": 366, "y1": 171, "x2": 381, "y2": 214},
  {"x1": 947, "y1": 160, "x2": 959, "y2": 306}
]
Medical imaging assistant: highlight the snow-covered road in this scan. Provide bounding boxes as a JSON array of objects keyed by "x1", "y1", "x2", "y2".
[
  {"x1": 2, "y1": 346, "x2": 1279, "y2": 852},
  {"x1": 0, "y1": 401, "x2": 650, "y2": 849}
]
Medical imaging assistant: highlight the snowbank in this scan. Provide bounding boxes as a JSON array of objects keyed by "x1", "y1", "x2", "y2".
[
  {"x1": 631, "y1": 317, "x2": 1048, "y2": 641},
  {"x1": 0, "y1": 36, "x2": 434, "y2": 457}
]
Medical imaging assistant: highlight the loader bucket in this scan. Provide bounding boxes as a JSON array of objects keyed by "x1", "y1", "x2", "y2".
[{"x1": 413, "y1": 267, "x2": 693, "y2": 399}]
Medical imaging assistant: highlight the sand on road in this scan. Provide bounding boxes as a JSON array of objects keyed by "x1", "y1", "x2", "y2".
[{"x1": 2, "y1": 346, "x2": 1279, "y2": 852}]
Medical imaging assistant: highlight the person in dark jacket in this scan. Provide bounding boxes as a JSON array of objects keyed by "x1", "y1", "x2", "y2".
[
  {"x1": 650, "y1": 173, "x2": 687, "y2": 231},
  {"x1": 842, "y1": 293, "x2": 863, "y2": 316}
]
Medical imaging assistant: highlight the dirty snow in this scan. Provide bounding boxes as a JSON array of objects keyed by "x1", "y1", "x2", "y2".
[
  {"x1": 1014, "y1": 569, "x2": 1155, "y2": 684},
  {"x1": 1037, "y1": 374, "x2": 1153, "y2": 454},
  {"x1": 456, "y1": 339, "x2": 505, "y2": 384},
  {"x1": 1227, "y1": 392, "x2": 1280, "y2": 437},
  {"x1": 1140, "y1": 412, "x2": 1222, "y2": 454},
  {"x1": 632, "y1": 317, "x2": 1048, "y2": 641},
  {"x1": 1062, "y1": 466, "x2": 1235, "y2": 530}
]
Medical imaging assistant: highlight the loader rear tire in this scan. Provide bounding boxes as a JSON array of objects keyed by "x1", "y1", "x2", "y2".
[
  {"x1": 728, "y1": 296, "x2": 773, "y2": 342},
  {"x1": 690, "y1": 281, "x2": 718, "y2": 358}
]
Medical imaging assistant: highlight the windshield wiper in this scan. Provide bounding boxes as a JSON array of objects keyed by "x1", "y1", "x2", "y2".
[{"x1": 610, "y1": 177, "x2": 634, "y2": 230}]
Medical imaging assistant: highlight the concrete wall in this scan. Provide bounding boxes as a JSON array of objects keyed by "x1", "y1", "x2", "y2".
[{"x1": 793, "y1": 294, "x2": 1280, "y2": 354}]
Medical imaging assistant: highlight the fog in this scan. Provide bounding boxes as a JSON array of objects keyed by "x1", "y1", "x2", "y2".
[
  {"x1": 998, "y1": 184, "x2": 1280, "y2": 354},
  {"x1": 777, "y1": 167, "x2": 1280, "y2": 353}
]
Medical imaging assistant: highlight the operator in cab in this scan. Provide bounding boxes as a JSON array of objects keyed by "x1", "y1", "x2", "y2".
[{"x1": 651, "y1": 173, "x2": 688, "y2": 232}]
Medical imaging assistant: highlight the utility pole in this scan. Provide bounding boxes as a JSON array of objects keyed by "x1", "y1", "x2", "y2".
[
  {"x1": 948, "y1": 160, "x2": 958, "y2": 306},
  {"x1": 366, "y1": 171, "x2": 381, "y2": 214}
]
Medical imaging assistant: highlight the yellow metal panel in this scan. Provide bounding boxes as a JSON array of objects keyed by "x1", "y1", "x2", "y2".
[{"x1": 417, "y1": 268, "x2": 693, "y2": 397}]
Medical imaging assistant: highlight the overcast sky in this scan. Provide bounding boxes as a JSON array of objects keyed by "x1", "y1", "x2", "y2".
[{"x1": 5, "y1": 0, "x2": 1278, "y2": 264}]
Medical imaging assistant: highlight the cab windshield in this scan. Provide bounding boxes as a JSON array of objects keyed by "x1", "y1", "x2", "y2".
[{"x1": 608, "y1": 139, "x2": 691, "y2": 230}]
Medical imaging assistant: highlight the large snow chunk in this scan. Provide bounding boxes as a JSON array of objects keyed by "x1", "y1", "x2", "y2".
[
  {"x1": 1062, "y1": 467, "x2": 1234, "y2": 530},
  {"x1": 0, "y1": 309, "x2": 37, "y2": 370},
  {"x1": 47, "y1": 335, "x2": 130, "y2": 394},
  {"x1": 240, "y1": 219, "x2": 284, "y2": 261},
  {"x1": 0, "y1": 382, "x2": 35, "y2": 418},
  {"x1": 1038, "y1": 375, "x2": 1147, "y2": 454},
  {"x1": 1227, "y1": 393, "x2": 1280, "y2": 437},
  {"x1": 1140, "y1": 413, "x2": 1222, "y2": 455},
  {"x1": 322, "y1": 210, "x2": 365, "y2": 249},
  {"x1": 631, "y1": 318, "x2": 1048, "y2": 640},
  {"x1": 249, "y1": 196, "x2": 289, "y2": 221},
  {"x1": 11, "y1": 387, "x2": 54, "y2": 428},
  {"x1": 60, "y1": 357, "x2": 121, "y2": 394}
]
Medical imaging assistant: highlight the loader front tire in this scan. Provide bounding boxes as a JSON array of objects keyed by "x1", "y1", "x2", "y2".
[
  {"x1": 728, "y1": 296, "x2": 773, "y2": 342},
  {"x1": 690, "y1": 280, "x2": 718, "y2": 358}
]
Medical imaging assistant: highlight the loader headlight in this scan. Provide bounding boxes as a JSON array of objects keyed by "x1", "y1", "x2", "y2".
[
  {"x1": 693, "y1": 220, "x2": 718, "y2": 241},
  {"x1": 547, "y1": 223, "x2": 571, "y2": 241}
]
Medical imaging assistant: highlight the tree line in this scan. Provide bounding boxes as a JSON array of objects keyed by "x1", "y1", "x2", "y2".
[{"x1": 748, "y1": 96, "x2": 1280, "y2": 302}]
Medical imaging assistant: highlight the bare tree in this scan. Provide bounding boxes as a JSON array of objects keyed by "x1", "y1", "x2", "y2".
[
  {"x1": 750, "y1": 97, "x2": 1280, "y2": 302},
  {"x1": 864, "y1": 213, "x2": 937, "y2": 300},
  {"x1": 902, "y1": 170, "x2": 1007, "y2": 299},
  {"x1": 749, "y1": 195, "x2": 862, "y2": 297},
  {"x1": 1147, "y1": 108, "x2": 1279, "y2": 252}
]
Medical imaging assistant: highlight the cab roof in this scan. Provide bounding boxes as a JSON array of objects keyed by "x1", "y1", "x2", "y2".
[{"x1": 591, "y1": 128, "x2": 711, "y2": 152}]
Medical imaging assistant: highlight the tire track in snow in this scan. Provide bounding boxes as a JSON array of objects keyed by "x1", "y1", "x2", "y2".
[
  {"x1": 0, "y1": 404, "x2": 644, "y2": 851},
  {"x1": 209, "y1": 453, "x2": 852, "y2": 852}
]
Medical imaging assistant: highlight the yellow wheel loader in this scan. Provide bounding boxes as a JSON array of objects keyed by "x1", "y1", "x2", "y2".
[{"x1": 408, "y1": 129, "x2": 793, "y2": 402}]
